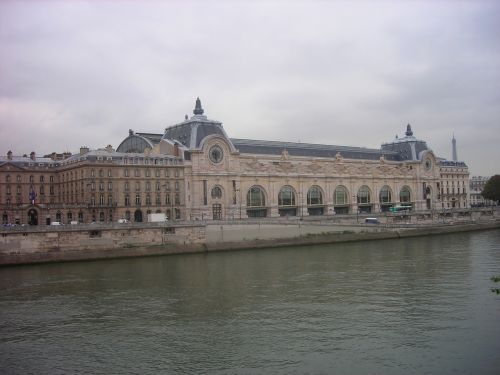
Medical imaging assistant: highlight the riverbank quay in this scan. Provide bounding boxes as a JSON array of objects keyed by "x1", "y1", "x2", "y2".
[{"x1": 1, "y1": 208, "x2": 499, "y2": 266}]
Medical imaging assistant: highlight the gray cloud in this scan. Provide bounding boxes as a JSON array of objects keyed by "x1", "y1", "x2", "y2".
[{"x1": 1, "y1": 0, "x2": 499, "y2": 176}]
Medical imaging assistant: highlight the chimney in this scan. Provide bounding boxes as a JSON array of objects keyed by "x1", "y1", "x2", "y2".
[
  {"x1": 174, "y1": 142, "x2": 179, "y2": 157},
  {"x1": 80, "y1": 146, "x2": 90, "y2": 155},
  {"x1": 30, "y1": 151, "x2": 36, "y2": 161},
  {"x1": 7, "y1": 150, "x2": 12, "y2": 160}
]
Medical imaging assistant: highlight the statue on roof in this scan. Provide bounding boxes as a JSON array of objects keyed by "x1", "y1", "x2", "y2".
[
  {"x1": 193, "y1": 97, "x2": 204, "y2": 115},
  {"x1": 405, "y1": 123, "x2": 413, "y2": 137},
  {"x1": 281, "y1": 149, "x2": 289, "y2": 160}
]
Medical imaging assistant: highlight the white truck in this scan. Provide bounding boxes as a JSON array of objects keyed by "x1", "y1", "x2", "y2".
[{"x1": 147, "y1": 213, "x2": 167, "y2": 223}]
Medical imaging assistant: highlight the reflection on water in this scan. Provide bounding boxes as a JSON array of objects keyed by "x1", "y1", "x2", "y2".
[{"x1": 1, "y1": 230, "x2": 500, "y2": 374}]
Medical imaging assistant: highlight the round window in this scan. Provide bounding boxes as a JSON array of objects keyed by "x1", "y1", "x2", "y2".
[{"x1": 209, "y1": 145, "x2": 224, "y2": 164}]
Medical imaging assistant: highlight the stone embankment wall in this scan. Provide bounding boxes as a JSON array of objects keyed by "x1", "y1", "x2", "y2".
[
  {"x1": 0, "y1": 223, "x2": 206, "y2": 265},
  {"x1": 204, "y1": 220, "x2": 500, "y2": 252},
  {"x1": 1, "y1": 209, "x2": 499, "y2": 266}
]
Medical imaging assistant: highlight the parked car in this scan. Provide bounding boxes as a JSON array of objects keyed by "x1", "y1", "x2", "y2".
[
  {"x1": 50, "y1": 221, "x2": 62, "y2": 226},
  {"x1": 118, "y1": 219, "x2": 130, "y2": 224},
  {"x1": 365, "y1": 217, "x2": 380, "y2": 224}
]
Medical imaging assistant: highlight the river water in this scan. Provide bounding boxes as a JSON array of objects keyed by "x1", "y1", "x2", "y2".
[{"x1": 1, "y1": 230, "x2": 500, "y2": 375}]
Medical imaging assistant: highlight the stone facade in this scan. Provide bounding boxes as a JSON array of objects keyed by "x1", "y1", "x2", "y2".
[
  {"x1": 1, "y1": 99, "x2": 470, "y2": 225},
  {"x1": 469, "y1": 176, "x2": 495, "y2": 207},
  {"x1": 439, "y1": 161, "x2": 470, "y2": 209}
]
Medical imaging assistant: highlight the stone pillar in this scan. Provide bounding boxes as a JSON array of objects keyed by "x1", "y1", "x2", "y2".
[{"x1": 269, "y1": 207, "x2": 280, "y2": 218}]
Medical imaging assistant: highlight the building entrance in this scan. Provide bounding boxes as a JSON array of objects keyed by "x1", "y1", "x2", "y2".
[
  {"x1": 28, "y1": 209, "x2": 38, "y2": 225},
  {"x1": 212, "y1": 204, "x2": 222, "y2": 220},
  {"x1": 134, "y1": 210, "x2": 143, "y2": 222}
]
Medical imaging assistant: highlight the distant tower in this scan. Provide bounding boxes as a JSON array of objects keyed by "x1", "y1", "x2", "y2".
[{"x1": 452, "y1": 134, "x2": 457, "y2": 161}]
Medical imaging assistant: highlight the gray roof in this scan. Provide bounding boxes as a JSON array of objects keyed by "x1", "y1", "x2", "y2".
[
  {"x1": 440, "y1": 160, "x2": 468, "y2": 167},
  {"x1": 163, "y1": 116, "x2": 226, "y2": 149},
  {"x1": 230, "y1": 139, "x2": 401, "y2": 161},
  {"x1": 0, "y1": 156, "x2": 58, "y2": 169},
  {"x1": 136, "y1": 132, "x2": 163, "y2": 145}
]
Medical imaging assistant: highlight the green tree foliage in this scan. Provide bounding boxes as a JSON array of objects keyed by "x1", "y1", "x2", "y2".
[{"x1": 482, "y1": 175, "x2": 500, "y2": 203}]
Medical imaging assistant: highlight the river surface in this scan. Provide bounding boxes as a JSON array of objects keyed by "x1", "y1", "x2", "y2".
[{"x1": 1, "y1": 230, "x2": 500, "y2": 375}]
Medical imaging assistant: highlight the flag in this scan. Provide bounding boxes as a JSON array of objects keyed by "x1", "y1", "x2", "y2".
[{"x1": 29, "y1": 190, "x2": 37, "y2": 205}]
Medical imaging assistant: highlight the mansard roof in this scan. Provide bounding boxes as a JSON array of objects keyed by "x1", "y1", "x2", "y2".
[
  {"x1": 162, "y1": 98, "x2": 232, "y2": 149},
  {"x1": 381, "y1": 123, "x2": 429, "y2": 161},
  {"x1": 0, "y1": 155, "x2": 58, "y2": 168}
]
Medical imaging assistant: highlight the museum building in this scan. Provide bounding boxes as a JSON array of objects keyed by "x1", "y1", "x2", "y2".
[{"x1": 0, "y1": 98, "x2": 469, "y2": 225}]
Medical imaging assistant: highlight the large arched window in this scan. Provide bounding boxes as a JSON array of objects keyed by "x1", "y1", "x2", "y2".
[
  {"x1": 247, "y1": 186, "x2": 266, "y2": 207},
  {"x1": 246, "y1": 186, "x2": 267, "y2": 218},
  {"x1": 379, "y1": 185, "x2": 393, "y2": 212},
  {"x1": 334, "y1": 186, "x2": 349, "y2": 205},
  {"x1": 307, "y1": 186, "x2": 323, "y2": 205},
  {"x1": 278, "y1": 186, "x2": 297, "y2": 217},
  {"x1": 333, "y1": 185, "x2": 349, "y2": 214},
  {"x1": 278, "y1": 186, "x2": 296, "y2": 206},
  {"x1": 400, "y1": 186, "x2": 411, "y2": 203},
  {"x1": 117, "y1": 135, "x2": 153, "y2": 153},
  {"x1": 357, "y1": 186, "x2": 371, "y2": 204},
  {"x1": 307, "y1": 186, "x2": 324, "y2": 216},
  {"x1": 357, "y1": 185, "x2": 372, "y2": 213},
  {"x1": 379, "y1": 186, "x2": 392, "y2": 203}
]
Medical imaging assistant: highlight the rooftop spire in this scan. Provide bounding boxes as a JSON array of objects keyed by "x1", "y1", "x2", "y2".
[
  {"x1": 452, "y1": 133, "x2": 457, "y2": 161},
  {"x1": 405, "y1": 123, "x2": 413, "y2": 137},
  {"x1": 193, "y1": 97, "x2": 204, "y2": 115}
]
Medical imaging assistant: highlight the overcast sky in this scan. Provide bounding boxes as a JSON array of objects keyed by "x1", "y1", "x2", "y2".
[{"x1": 1, "y1": 0, "x2": 499, "y2": 176}]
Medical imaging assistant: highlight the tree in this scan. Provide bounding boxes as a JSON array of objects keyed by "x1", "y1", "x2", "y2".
[{"x1": 482, "y1": 175, "x2": 500, "y2": 204}]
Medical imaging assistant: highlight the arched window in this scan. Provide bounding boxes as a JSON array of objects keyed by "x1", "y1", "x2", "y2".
[
  {"x1": 246, "y1": 186, "x2": 267, "y2": 218},
  {"x1": 334, "y1": 186, "x2": 349, "y2": 205},
  {"x1": 400, "y1": 186, "x2": 411, "y2": 203},
  {"x1": 247, "y1": 186, "x2": 266, "y2": 207},
  {"x1": 278, "y1": 186, "x2": 296, "y2": 206},
  {"x1": 357, "y1": 186, "x2": 372, "y2": 213},
  {"x1": 379, "y1": 186, "x2": 392, "y2": 203},
  {"x1": 307, "y1": 186, "x2": 324, "y2": 215},
  {"x1": 357, "y1": 186, "x2": 371, "y2": 204},
  {"x1": 211, "y1": 186, "x2": 222, "y2": 199},
  {"x1": 379, "y1": 185, "x2": 393, "y2": 212},
  {"x1": 307, "y1": 186, "x2": 323, "y2": 205},
  {"x1": 278, "y1": 186, "x2": 297, "y2": 217}
]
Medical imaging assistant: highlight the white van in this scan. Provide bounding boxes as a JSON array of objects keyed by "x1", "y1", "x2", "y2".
[{"x1": 50, "y1": 221, "x2": 62, "y2": 226}]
